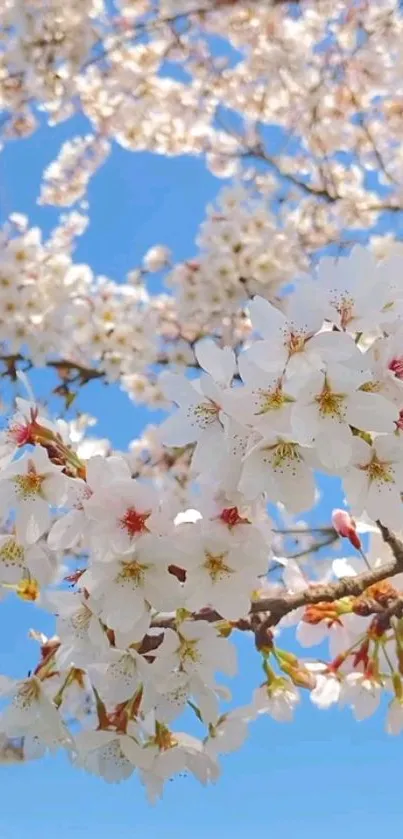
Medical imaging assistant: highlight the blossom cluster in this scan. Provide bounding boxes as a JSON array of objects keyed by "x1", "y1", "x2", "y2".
[
  {"x1": 4, "y1": 0, "x2": 403, "y2": 805},
  {"x1": 2, "y1": 245, "x2": 403, "y2": 798},
  {"x1": 3, "y1": 0, "x2": 403, "y2": 246},
  {"x1": 0, "y1": 185, "x2": 310, "y2": 407},
  {"x1": 4, "y1": 0, "x2": 403, "y2": 412}
]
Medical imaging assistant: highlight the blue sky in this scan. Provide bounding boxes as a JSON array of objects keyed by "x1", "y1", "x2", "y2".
[{"x1": 0, "y1": 118, "x2": 402, "y2": 837}]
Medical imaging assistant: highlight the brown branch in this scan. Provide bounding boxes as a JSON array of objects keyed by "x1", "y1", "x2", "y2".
[
  {"x1": 287, "y1": 531, "x2": 339, "y2": 560},
  {"x1": 251, "y1": 522, "x2": 403, "y2": 626},
  {"x1": 46, "y1": 359, "x2": 105, "y2": 384}
]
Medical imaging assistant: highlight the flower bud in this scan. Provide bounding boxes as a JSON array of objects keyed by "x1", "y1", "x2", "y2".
[{"x1": 331, "y1": 509, "x2": 361, "y2": 550}]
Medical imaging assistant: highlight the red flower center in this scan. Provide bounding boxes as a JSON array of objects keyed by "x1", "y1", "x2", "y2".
[
  {"x1": 219, "y1": 507, "x2": 249, "y2": 528},
  {"x1": 389, "y1": 357, "x2": 403, "y2": 380},
  {"x1": 120, "y1": 506, "x2": 150, "y2": 537}
]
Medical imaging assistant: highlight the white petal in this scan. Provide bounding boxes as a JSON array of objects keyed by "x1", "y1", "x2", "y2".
[
  {"x1": 239, "y1": 449, "x2": 276, "y2": 500},
  {"x1": 42, "y1": 473, "x2": 67, "y2": 505},
  {"x1": 248, "y1": 295, "x2": 285, "y2": 338},
  {"x1": 195, "y1": 339, "x2": 235, "y2": 386},
  {"x1": 159, "y1": 372, "x2": 198, "y2": 408},
  {"x1": 273, "y1": 456, "x2": 316, "y2": 513},
  {"x1": 16, "y1": 499, "x2": 50, "y2": 544},
  {"x1": 315, "y1": 424, "x2": 352, "y2": 470},
  {"x1": 159, "y1": 411, "x2": 198, "y2": 447},
  {"x1": 346, "y1": 392, "x2": 398, "y2": 433},
  {"x1": 48, "y1": 510, "x2": 82, "y2": 550},
  {"x1": 366, "y1": 482, "x2": 403, "y2": 530}
]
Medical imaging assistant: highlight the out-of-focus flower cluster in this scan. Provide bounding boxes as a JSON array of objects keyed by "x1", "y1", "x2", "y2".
[
  {"x1": 0, "y1": 185, "x2": 310, "y2": 405},
  {"x1": 3, "y1": 0, "x2": 403, "y2": 247}
]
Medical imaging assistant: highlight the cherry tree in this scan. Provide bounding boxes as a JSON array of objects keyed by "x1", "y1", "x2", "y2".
[{"x1": 2, "y1": 0, "x2": 403, "y2": 800}]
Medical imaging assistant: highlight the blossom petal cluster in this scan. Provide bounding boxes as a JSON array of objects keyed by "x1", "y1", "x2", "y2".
[
  {"x1": 3, "y1": 0, "x2": 403, "y2": 804},
  {"x1": 0, "y1": 246, "x2": 403, "y2": 797}
]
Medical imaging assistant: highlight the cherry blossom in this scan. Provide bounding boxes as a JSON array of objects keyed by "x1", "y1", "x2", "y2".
[
  {"x1": 343, "y1": 435, "x2": 403, "y2": 530},
  {"x1": 4, "y1": 0, "x2": 403, "y2": 801},
  {"x1": 152, "y1": 621, "x2": 237, "y2": 686},
  {"x1": 0, "y1": 675, "x2": 71, "y2": 748},
  {"x1": 290, "y1": 364, "x2": 398, "y2": 470},
  {"x1": 239, "y1": 435, "x2": 316, "y2": 512},
  {"x1": 0, "y1": 447, "x2": 67, "y2": 544},
  {"x1": 340, "y1": 673, "x2": 382, "y2": 722},
  {"x1": 178, "y1": 517, "x2": 268, "y2": 619},
  {"x1": 81, "y1": 547, "x2": 178, "y2": 639},
  {"x1": 250, "y1": 681, "x2": 300, "y2": 722}
]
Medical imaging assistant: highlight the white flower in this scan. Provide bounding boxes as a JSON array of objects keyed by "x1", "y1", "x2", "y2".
[
  {"x1": 310, "y1": 673, "x2": 341, "y2": 709},
  {"x1": 159, "y1": 340, "x2": 235, "y2": 475},
  {"x1": 340, "y1": 673, "x2": 382, "y2": 721},
  {"x1": 239, "y1": 435, "x2": 316, "y2": 512},
  {"x1": 81, "y1": 544, "x2": 179, "y2": 639},
  {"x1": 246, "y1": 291, "x2": 325, "y2": 375},
  {"x1": 48, "y1": 454, "x2": 129, "y2": 551},
  {"x1": 44, "y1": 670, "x2": 96, "y2": 724},
  {"x1": 152, "y1": 621, "x2": 237, "y2": 686},
  {"x1": 386, "y1": 698, "x2": 403, "y2": 734},
  {"x1": 343, "y1": 435, "x2": 403, "y2": 530},
  {"x1": 365, "y1": 330, "x2": 403, "y2": 405},
  {"x1": 87, "y1": 648, "x2": 149, "y2": 705},
  {"x1": 291, "y1": 364, "x2": 397, "y2": 470},
  {"x1": 0, "y1": 447, "x2": 67, "y2": 544},
  {"x1": 204, "y1": 710, "x2": 249, "y2": 758},
  {"x1": 48, "y1": 592, "x2": 109, "y2": 668},
  {"x1": 84, "y1": 475, "x2": 162, "y2": 559},
  {"x1": 177, "y1": 519, "x2": 268, "y2": 619},
  {"x1": 0, "y1": 675, "x2": 71, "y2": 749},
  {"x1": 142, "y1": 671, "x2": 226, "y2": 725},
  {"x1": 223, "y1": 357, "x2": 295, "y2": 436},
  {"x1": 0, "y1": 534, "x2": 57, "y2": 587},
  {"x1": 74, "y1": 728, "x2": 153, "y2": 783},
  {"x1": 315, "y1": 246, "x2": 391, "y2": 333},
  {"x1": 251, "y1": 682, "x2": 300, "y2": 722},
  {"x1": 297, "y1": 613, "x2": 361, "y2": 659},
  {"x1": 140, "y1": 731, "x2": 219, "y2": 803}
]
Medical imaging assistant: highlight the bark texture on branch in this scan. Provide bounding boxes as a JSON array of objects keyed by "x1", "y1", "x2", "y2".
[{"x1": 250, "y1": 521, "x2": 403, "y2": 626}]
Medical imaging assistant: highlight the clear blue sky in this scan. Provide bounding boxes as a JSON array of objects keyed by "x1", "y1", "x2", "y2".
[{"x1": 0, "y1": 117, "x2": 402, "y2": 838}]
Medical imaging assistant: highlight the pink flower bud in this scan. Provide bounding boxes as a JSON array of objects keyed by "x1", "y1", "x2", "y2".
[{"x1": 331, "y1": 509, "x2": 361, "y2": 550}]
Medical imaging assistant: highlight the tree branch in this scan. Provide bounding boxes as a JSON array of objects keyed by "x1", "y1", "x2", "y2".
[{"x1": 251, "y1": 521, "x2": 403, "y2": 626}]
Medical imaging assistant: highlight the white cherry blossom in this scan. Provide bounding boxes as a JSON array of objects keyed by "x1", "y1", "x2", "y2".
[
  {"x1": 0, "y1": 675, "x2": 71, "y2": 748},
  {"x1": 291, "y1": 364, "x2": 398, "y2": 470},
  {"x1": 152, "y1": 622, "x2": 237, "y2": 686},
  {"x1": 0, "y1": 447, "x2": 67, "y2": 544},
  {"x1": 340, "y1": 673, "x2": 382, "y2": 721},
  {"x1": 48, "y1": 454, "x2": 130, "y2": 551},
  {"x1": 246, "y1": 292, "x2": 354, "y2": 376},
  {"x1": 239, "y1": 435, "x2": 316, "y2": 512},
  {"x1": 177, "y1": 518, "x2": 268, "y2": 619},
  {"x1": 343, "y1": 435, "x2": 403, "y2": 530},
  {"x1": 250, "y1": 681, "x2": 300, "y2": 722},
  {"x1": 158, "y1": 343, "x2": 234, "y2": 475}
]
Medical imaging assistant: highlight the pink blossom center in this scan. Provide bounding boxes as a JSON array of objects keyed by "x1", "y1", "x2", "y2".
[
  {"x1": 120, "y1": 506, "x2": 150, "y2": 537},
  {"x1": 8, "y1": 421, "x2": 32, "y2": 446},
  {"x1": 219, "y1": 507, "x2": 249, "y2": 527},
  {"x1": 389, "y1": 356, "x2": 403, "y2": 380}
]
